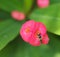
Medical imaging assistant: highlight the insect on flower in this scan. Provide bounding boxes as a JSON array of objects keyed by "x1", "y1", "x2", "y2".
[{"x1": 37, "y1": 33, "x2": 42, "y2": 40}]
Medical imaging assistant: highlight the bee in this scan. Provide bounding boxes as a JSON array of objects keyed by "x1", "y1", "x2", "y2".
[{"x1": 37, "y1": 33, "x2": 42, "y2": 41}]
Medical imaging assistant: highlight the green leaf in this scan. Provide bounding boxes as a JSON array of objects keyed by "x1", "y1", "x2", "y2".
[
  {"x1": 29, "y1": 4, "x2": 60, "y2": 35},
  {"x1": 0, "y1": 0, "x2": 34, "y2": 14},
  {"x1": 0, "y1": 9, "x2": 11, "y2": 20},
  {"x1": 50, "y1": 0, "x2": 60, "y2": 4},
  {"x1": 0, "y1": 33, "x2": 60, "y2": 57},
  {"x1": 24, "y1": 0, "x2": 34, "y2": 14},
  {"x1": 0, "y1": 19, "x2": 25, "y2": 51}
]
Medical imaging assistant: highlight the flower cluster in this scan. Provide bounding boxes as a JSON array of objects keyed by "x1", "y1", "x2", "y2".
[
  {"x1": 20, "y1": 20, "x2": 49, "y2": 46},
  {"x1": 11, "y1": 0, "x2": 50, "y2": 46}
]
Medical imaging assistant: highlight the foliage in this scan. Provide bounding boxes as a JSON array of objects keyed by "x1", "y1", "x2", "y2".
[{"x1": 0, "y1": 0, "x2": 60, "y2": 57}]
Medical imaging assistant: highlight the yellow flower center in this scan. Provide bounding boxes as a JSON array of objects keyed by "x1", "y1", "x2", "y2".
[{"x1": 25, "y1": 27, "x2": 30, "y2": 33}]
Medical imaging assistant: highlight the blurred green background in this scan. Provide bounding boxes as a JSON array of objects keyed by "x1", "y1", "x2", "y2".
[{"x1": 0, "y1": 0, "x2": 60, "y2": 57}]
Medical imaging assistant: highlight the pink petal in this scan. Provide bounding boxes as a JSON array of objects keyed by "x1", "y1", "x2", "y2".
[
  {"x1": 38, "y1": 22, "x2": 47, "y2": 35},
  {"x1": 42, "y1": 34, "x2": 49, "y2": 44},
  {"x1": 20, "y1": 20, "x2": 35, "y2": 42},
  {"x1": 29, "y1": 34, "x2": 41, "y2": 46},
  {"x1": 37, "y1": 0, "x2": 49, "y2": 8},
  {"x1": 33, "y1": 22, "x2": 40, "y2": 33},
  {"x1": 11, "y1": 11, "x2": 25, "y2": 20}
]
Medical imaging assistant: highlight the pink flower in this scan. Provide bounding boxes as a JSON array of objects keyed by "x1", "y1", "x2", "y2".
[
  {"x1": 11, "y1": 11, "x2": 25, "y2": 21},
  {"x1": 20, "y1": 20, "x2": 49, "y2": 46},
  {"x1": 37, "y1": 0, "x2": 49, "y2": 8}
]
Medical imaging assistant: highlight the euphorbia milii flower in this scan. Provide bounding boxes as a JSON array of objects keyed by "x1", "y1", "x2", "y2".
[
  {"x1": 37, "y1": 0, "x2": 49, "y2": 8},
  {"x1": 20, "y1": 20, "x2": 49, "y2": 46},
  {"x1": 11, "y1": 11, "x2": 25, "y2": 21}
]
